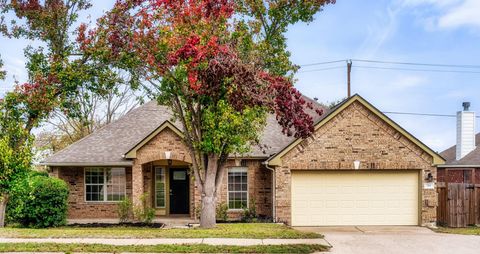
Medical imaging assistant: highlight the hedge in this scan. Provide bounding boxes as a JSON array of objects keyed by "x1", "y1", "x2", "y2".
[{"x1": 7, "y1": 171, "x2": 69, "y2": 228}]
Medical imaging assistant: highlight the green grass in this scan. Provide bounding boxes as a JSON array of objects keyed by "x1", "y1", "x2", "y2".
[
  {"x1": 0, "y1": 223, "x2": 321, "y2": 239},
  {"x1": 435, "y1": 226, "x2": 480, "y2": 236},
  {"x1": 0, "y1": 243, "x2": 330, "y2": 253}
]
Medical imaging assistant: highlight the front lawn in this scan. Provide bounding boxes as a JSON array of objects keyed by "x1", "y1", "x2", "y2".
[
  {"x1": 0, "y1": 223, "x2": 321, "y2": 239},
  {"x1": 435, "y1": 226, "x2": 480, "y2": 236},
  {"x1": 0, "y1": 243, "x2": 329, "y2": 253}
]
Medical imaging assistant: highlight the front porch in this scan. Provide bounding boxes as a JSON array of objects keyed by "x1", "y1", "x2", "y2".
[
  {"x1": 128, "y1": 123, "x2": 197, "y2": 219},
  {"x1": 132, "y1": 159, "x2": 196, "y2": 219}
]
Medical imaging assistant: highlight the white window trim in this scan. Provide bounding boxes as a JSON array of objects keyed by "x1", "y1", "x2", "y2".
[
  {"x1": 154, "y1": 166, "x2": 167, "y2": 208},
  {"x1": 84, "y1": 167, "x2": 126, "y2": 203},
  {"x1": 227, "y1": 167, "x2": 248, "y2": 211}
]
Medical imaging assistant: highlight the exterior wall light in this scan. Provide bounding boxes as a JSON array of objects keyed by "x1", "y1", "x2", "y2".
[
  {"x1": 165, "y1": 151, "x2": 172, "y2": 166},
  {"x1": 354, "y1": 160, "x2": 361, "y2": 170},
  {"x1": 426, "y1": 172, "x2": 433, "y2": 182}
]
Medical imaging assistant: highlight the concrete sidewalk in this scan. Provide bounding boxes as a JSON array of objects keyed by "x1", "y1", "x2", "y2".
[{"x1": 0, "y1": 237, "x2": 330, "y2": 246}]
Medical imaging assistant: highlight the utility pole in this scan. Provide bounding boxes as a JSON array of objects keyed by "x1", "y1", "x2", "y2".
[{"x1": 347, "y1": 59, "x2": 352, "y2": 97}]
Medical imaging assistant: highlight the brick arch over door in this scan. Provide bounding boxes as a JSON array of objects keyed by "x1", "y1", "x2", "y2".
[
  {"x1": 135, "y1": 128, "x2": 192, "y2": 165},
  {"x1": 132, "y1": 128, "x2": 192, "y2": 208}
]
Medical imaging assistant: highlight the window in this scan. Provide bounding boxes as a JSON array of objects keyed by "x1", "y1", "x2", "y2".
[
  {"x1": 155, "y1": 167, "x2": 166, "y2": 208},
  {"x1": 85, "y1": 168, "x2": 126, "y2": 202},
  {"x1": 228, "y1": 167, "x2": 248, "y2": 209}
]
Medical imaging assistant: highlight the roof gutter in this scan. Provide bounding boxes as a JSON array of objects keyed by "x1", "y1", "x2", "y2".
[
  {"x1": 437, "y1": 164, "x2": 480, "y2": 168},
  {"x1": 262, "y1": 160, "x2": 277, "y2": 223},
  {"x1": 39, "y1": 161, "x2": 134, "y2": 167}
]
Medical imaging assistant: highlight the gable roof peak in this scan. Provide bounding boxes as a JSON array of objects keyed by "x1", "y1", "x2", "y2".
[{"x1": 266, "y1": 94, "x2": 445, "y2": 166}]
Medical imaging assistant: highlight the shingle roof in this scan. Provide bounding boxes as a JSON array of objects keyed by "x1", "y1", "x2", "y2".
[
  {"x1": 440, "y1": 133, "x2": 480, "y2": 166},
  {"x1": 43, "y1": 96, "x2": 326, "y2": 166}
]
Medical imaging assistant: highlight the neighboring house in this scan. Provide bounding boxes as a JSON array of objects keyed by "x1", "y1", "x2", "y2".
[
  {"x1": 43, "y1": 94, "x2": 444, "y2": 226},
  {"x1": 438, "y1": 102, "x2": 480, "y2": 183}
]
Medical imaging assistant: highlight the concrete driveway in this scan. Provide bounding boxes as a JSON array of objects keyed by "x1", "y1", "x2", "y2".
[{"x1": 296, "y1": 226, "x2": 480, "y2": 254}]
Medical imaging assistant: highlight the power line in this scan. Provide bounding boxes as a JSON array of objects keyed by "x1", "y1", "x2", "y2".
[
  {"x1": 297, "y1": 63, "x2": 480, "y2": 74},
  {"x1": 297, "y1": 66, "x2": 345, "y2": 73},
  {"x1": 299, "y1": 59, "x2": 480, "y2": 69},
  {"x1": 383, "y1": 111, "x2": 480, "y2": 118},
  {"x1": 354, "y1": 65, "x2": 480, "y2": 74},
  {"x1": 299, "y1": 60, "x2": 346, "y2": 67},
  {"x1": 352, "y1": 59, "x2": 480, "y2": 69}
]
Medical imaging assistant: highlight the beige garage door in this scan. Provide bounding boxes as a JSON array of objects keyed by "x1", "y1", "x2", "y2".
[{"x1": 291, "y1": 171, "x2": 419, "y2": 226}]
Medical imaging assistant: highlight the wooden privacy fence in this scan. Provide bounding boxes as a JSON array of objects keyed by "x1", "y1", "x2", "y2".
[{"x1": 437, "y1": 182, "x2": 480, "y2": 227}]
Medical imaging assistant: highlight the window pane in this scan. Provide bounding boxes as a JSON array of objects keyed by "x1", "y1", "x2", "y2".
[
  {"x1": 227, "y1": 168, "x2": 248, "y2": 209},
  {"x1": 86, "y1": 168, "x2": 125, "y2": 202},
  {"x1": 86, "y1": 184, "x2": 104, "y2": 201},
  {"x1": 106, "y1": 168, "x2": 126, "y2": 201},
  {"x1": 155, "y1": 167, "x2": 166, "y2": 208},
  {"x1": 86, "y1": 168, "x2": 104, "y2": 184}
]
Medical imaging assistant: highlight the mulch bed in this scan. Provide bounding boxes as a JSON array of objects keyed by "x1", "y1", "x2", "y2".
[{"x1": 68, "y1": 222, "x2": 165, "y2": 228}]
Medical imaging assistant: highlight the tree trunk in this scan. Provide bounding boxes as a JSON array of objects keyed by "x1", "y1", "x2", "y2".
[
  {"x1": 199, "y1": 191, "x2": 217, "y2": 228},
  {"x1": 0, "y1": 194, "x2": 9, "y2": 228},
  {"x1": 199, "y1": 154, "x2": 219, "y2": 228}
]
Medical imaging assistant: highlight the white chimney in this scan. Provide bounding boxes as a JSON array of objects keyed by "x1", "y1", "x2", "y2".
[{"x1": 456, "y1": 102, "x2": 476, "y2": 160}]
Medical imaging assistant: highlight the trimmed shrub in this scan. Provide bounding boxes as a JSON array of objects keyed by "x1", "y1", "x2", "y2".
[
  {"x1": 117, "y1": 197, "x2": 133, "y2": 223},
  {"x1": 133, "y1": 192, "x2": 155, "y2": 224},
  {"x1": 216, "y1": 202, "x2": 228, "y2": 222},
  {"x1": 7, "y1": 172, "x2": 69, "y2": 228},
  {"x1": 241, "y1": 198, "x2": 257, "y2": 222}
]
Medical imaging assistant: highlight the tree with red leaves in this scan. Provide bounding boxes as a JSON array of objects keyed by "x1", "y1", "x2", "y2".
[
  {"x1": 80, "y1": 0, "x2": 333, "y2": 228},
  {"x1": 0, "y1": 0, "x2": 124, "y2": 227}
]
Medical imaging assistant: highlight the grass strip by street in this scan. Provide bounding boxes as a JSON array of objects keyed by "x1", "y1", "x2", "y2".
[
  {"x1": 434, "y1": 226, "x2": 480, "y2": 236},
  {"x1": 0, "y1": 243, "x2": 330, "y2": 253},
  {"x1": 0, "y1": 223, "x2": 321, "y2": 239}
]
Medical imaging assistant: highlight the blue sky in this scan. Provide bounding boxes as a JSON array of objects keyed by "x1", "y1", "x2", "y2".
[{"x1": 1, "y1": 0, "x2": 479, "y2": 152}]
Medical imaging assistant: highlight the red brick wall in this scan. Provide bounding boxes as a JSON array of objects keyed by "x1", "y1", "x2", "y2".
[
  {"x1": 215, "y1": 160, "x2": 272, "y2": 219},
  {"x1": 437, "y1": 168, "x2": 480, "y2": 183},
  {"x1": 54, "y1": 166, "x2": 132, "y2": 219}
]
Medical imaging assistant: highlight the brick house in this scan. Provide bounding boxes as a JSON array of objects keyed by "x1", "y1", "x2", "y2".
[
  {"x1": 437, "y1": 102, "x2": 479, "y2": 186},
  {"x1": 43, "y1": 94, "x2": 444, "y2": 226}
]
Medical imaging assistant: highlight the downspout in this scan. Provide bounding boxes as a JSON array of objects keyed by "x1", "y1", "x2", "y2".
[{"x1": 262, "y1": 161, "x2": 276, "y2": 223}]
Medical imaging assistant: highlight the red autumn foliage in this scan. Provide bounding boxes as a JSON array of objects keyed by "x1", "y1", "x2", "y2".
[
  {"x1": 79, "y1": 0, "x2": 321, "y2": 139},
  {"x1": 14, "y1": 74, "x2": 56, "y2": 115}
]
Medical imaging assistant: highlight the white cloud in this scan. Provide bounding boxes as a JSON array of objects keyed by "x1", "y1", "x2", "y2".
[
  {"x1": 402, "y1": 0, "x2": 480, "y2": 30},
  {"x1": 356, "y1": 6, "x2": 402, "y2": 57},
  {"x1": 438, "y1": 0, "x2": 480, "y2": 29}
]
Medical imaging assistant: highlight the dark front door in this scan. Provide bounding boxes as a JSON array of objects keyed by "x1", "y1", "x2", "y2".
[{"x1": 169, "y1": 168, "x2": 189, "y2": 214}]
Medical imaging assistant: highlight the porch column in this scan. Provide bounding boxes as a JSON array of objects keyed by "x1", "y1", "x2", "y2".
[{"x1": 132, "y1": 160, "x2": 144, "y2": 207}]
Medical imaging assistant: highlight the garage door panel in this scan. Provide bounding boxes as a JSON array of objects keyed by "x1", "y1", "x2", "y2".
[{"x1": 291, "y1": 171, "x2": 419, "y2": 226}]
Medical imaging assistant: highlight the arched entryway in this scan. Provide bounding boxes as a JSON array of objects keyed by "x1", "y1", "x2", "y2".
[
  {"x1": 131, "y1": 148, "x2": 195, "y2": 218},
  {"x1": 138, "y1": 159, "x2": 193, "y2": 217}
]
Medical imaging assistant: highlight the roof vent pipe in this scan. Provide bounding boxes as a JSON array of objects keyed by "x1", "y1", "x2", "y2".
[{"x1": 456, "y1": 102, "x2": 476, "y2": 160}]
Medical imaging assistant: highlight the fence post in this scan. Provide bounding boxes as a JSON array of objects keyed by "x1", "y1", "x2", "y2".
[
  {"x1": 473, "y1": 168, "x2": 477, "y2": 225},
  {"x1": 445, "y1": 169, "x2": 450, "y2": 227}
]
